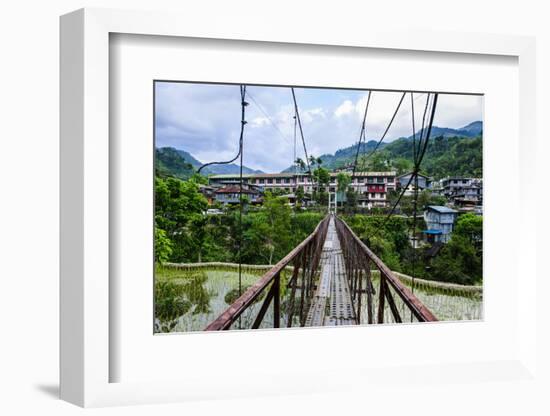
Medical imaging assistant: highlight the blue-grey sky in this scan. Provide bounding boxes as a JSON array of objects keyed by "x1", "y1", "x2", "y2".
[{"x1": 155, "y1": 82, "x2": 483, "y2": 173}]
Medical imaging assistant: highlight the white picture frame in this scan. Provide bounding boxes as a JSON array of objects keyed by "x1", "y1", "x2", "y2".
[{"x1": 60, "y1": 7, "x2": 537, "y2": 408}]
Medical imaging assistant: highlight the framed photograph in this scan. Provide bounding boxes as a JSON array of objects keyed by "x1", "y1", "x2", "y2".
[
  {"x1": 152, "y1": 80, "x2": 482, "y2": 335},
  {"x1": 60, "y1": 8, "x2": 537, "y2": 408}
]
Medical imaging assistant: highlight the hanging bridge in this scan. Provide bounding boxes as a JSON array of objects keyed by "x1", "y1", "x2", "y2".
[
  {"x1": 205, "y1": 215, "x2": 437, "y2": 331},
  {"x1": 200, "y1": 86, "x2": 441, "y2": 331}
]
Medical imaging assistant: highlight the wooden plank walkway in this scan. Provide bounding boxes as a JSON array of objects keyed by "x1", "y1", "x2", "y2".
[{"x1": 305, "y1": 217, "x2": 357, "y2": 327}]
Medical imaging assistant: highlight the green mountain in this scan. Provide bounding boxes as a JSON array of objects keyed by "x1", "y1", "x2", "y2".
[
  {"x1": 283, "y1": 121, "x2": 482, "y2": 179},
  {"x1": 156, "y1": 147, "x2": 264, "y2": 178},
  {"x1": 155, "y1": 147, "x2": 195, "y2": 180},
  {"x1": 175, "y1": 149, "x2": 202, "y2": 168}
]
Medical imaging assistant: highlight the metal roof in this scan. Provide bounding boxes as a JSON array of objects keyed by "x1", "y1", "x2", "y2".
[
  {"x1": 426, "y1": 205, "x2": 458, "y2": 214},
  {"x1": 396, "y1": 172, "x2": 431, "y2": 179}
]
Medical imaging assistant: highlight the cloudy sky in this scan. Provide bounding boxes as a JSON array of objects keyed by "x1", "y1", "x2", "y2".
[{"x1": 155, "y1": 82, "x2": 483, "y2": 173}]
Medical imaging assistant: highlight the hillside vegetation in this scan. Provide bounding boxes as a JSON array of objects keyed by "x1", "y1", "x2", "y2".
[{"x1": 157, "y1": 121, "x2": 482, "y2": 180}]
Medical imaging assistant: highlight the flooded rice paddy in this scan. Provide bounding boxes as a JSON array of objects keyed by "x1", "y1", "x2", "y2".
[{"x1": 155, "y1": 266, "x2": 482, "y2": 333}]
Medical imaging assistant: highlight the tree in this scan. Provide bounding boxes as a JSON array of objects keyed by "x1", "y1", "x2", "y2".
[
  {"x1": 313, "y1": 167, "x2": 330, "y2": 189},
  {"x1": 188, "y1": 214, "x2": 207, "y2": 263},
  {"x1": 344, "y1": 215, "x2": 409, "y2": 272},
  {"x1": 242, "y1": 193, "x2": 292, "y2": 265},
  {"x1": 295, "y1": 185, "x2": 305, "y2": 208},
  {"x1": 363, "y1": 151, "x2": 389, "y2": 171},
  {"x1": 155, "y1": 176, "x2": 209, "y2": 262},
  {"x1": 336, "y1": 172, "x2": 351, "y2": 193},
  {"x1": 417, "y1": 189, "x2": 446, "y2": 210},
  {"x1": 154, "y1": 226, "x2": 173, "y2": 264},
  {"x1": 309, "y1": 155, "x2": 323, "y2": 168},
  {"x1": 430, "y1": 235, "x2": 481, "y2": 285},
  {"x1": 345, "y1": 188, "x2": 358, "y2": 212},
  {"x1": 454, "y1": 213, "x2": 483, "y2": 250},
  {"x1": 295, "y1": 157, "x2": 306, "y2": 172},
  {"x1": 335, "y1": 172, "x2": 352, "y2": 211},
  {"x1": 392, "y1": 158, "x2": 413, "y2": 175},
  {"x1": 190, "y1": 172, "x2": 208, "y2": 185}
]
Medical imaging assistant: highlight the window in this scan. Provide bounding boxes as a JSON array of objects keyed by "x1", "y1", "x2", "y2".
[{"x1": 276, "y1": 178, "x2": 281, "y2": 184}]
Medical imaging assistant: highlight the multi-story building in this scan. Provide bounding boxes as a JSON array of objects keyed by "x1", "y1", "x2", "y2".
[
  {"x1": 208, "y1": 171, "x2": 396, "y2": 207},
  {"x1": 423, "y1": 205, "x2": 458, "y2": 243},
  {"x1": 441, "y1": 177, "x2": 483, "y2": 206},
  {"x1": 213, "y1": 185, "x2": 262, "y2": 205},
  {"x1": 396, "y1": 172, "x2": 432, "y2": 196}
]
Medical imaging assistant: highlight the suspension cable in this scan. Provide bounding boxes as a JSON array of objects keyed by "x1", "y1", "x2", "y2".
[
  {"x1": 293, "y1": 113, "x2": 298, "y2": 174},
  {"x1": 357, "y1": 92, "x2": 406, "y2": 173},
  {"x1": 246, "y1": 90, "x2": 293, "y2": 146},
  {"x1": 195, "y1": 85, "x2": 248, "y2": 328},
  {"x1": 409, "y1": 92, "x2": 419, "y2": 302},
  {"x1": 381, "y1": 93, "x2": 438, "y2": 227},
  {"x1": 291, "y1": 88, "x2": 314, "y2": 193},
  {"x1": 351, "y1": 91, "x2": 372, "y2": 181},
  {"x1": 237, "y1": 85, "x2": 247, "y2": 328}
]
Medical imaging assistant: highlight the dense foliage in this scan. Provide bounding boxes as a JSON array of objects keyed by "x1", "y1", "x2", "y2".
[
  {"x1": 155, "y1": 147, "x2": 195, "y2": 180},
  {"x1": 344, "y1": 212, "x2": 483, "y2": 285},
  {"x1": 429, "y1": 213, "x2": 483, "y2": 284},
  {"x1": 155, "y1": 175, "x2": 323, "y2": 265},
  {"x1": 286, "y1": 133, "x2": 482, "y2": 180},
  {"x1": 385, "y1": 135, "x2": 483, "y2": 179}
]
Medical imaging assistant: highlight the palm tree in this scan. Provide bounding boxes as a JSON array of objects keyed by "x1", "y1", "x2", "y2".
[
  {"x1": 336, "y1": 172, "x2": 352, "y2": 214},
  {"x1": 295, "y1": 157, "x2": 306, "y2": 172}
]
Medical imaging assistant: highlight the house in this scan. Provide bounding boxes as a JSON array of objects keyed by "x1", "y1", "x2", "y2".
[
  {"x1": 213, "y1": 185, "x2": 262, "y2": 205},
  {"x1": 396, "y1": 172, "x2": 432, "y2": 196},
  {"x1": 198, "y1": 185, "x2": 216, "y2": 204},
  {"x1": 208, "y1": 171, "x2": 397, "y2": 208},
  {"x1": 441, "y1": 177, "x2": 483, "y2": 206},
  {"x1": 422, "y1": 205, "x2": 458, "y2": 243}
]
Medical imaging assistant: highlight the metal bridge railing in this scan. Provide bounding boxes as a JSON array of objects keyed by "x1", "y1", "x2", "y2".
[
  {"x1": 334, "y1": 216, "x2": 438, "y2": 324},
  {"x1": 205, "y1": 215, "x2": 330, "y2": 331}
]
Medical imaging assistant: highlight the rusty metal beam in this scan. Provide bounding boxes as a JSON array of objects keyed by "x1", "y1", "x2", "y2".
[
  {"x1": 273, "y1": 274, "x2": 280, "y2": 328},
  {"x1": 205, "y1": 215, "x2": 329, "y2": 331},
  {"x1": 252, "y1": 282, "x2": 276, "y2": 329},
  {"x1": 377, "y1": 276, "x2": 386, "y2": 323},
  {"x1": 384, "y1": 280, "x2": 402, "y2": 323},
  {"x1": 335, "y1": 217, "x2": 437, "y2": 323}
]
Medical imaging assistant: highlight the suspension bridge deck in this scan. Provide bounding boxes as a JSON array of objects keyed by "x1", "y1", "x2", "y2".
[
  {"x1": 205, "y1": 215, "x2": 437, "y2": 331},
  {"x1": 305, "y1": 217, "x2": 357, "y2": 327}
]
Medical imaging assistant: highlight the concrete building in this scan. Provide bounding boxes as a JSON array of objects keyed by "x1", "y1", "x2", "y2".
[
  {"x1": 441, "y1": 177, "x2": 483, "y2": 206},
  {"x1": 423, "y1": 205, "x2": 458, "y2": 243},
  {"x1": 208, "y1": 171, "x2": 397, "y2": 208},
  {"x1": 396, "y1": 172, "x2": 432, "y2": 196},
  {"x1": 213, "y1": 185, "x2": 262, "y2": 205}
]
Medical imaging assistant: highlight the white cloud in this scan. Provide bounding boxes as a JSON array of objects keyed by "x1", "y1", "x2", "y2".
[
  {"x1": 334, "y1": 100, "x2": 356, "y2": 118},
  {"x1": 156, "y1": 82, "x2": 483, "y2": 173},
  {"x1": 302, "y1": 107, "x2": 327, "y2": 123},
  {"x1": 250, "y1": 116, "x2": 270, "y2": 128}
]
